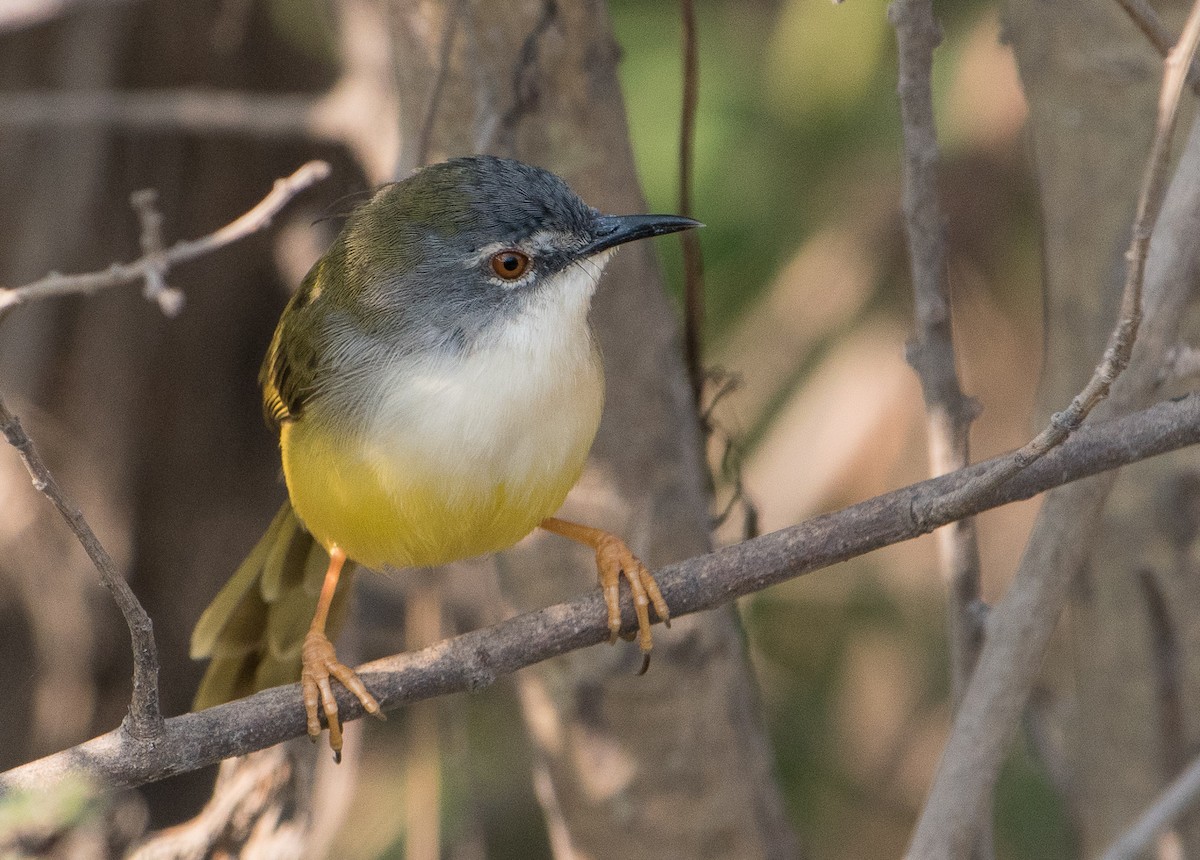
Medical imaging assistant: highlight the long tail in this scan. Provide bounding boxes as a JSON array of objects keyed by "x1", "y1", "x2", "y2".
[{"x1": 190, "y1": 503, "x2": 355, "y2": 710}]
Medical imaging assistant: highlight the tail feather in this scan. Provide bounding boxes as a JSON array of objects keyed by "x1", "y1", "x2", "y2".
[{"x1": 191, "y1": 502, "x2": 356, "y2": 711}]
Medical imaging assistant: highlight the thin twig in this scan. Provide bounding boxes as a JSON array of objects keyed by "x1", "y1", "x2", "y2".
[
  {"x1": 1099, "y1": 751, "x2": 1200, "y2": 860},
  {"x1": 0, "y1": 160, "x2": 331, "y2": 315},
  {"x1": 906, "y1": 4, "x2": 1200, "y2": 855},
  {"x1": 1116, "y1": 0, "x2": 1200, "y2": 96},
  {"x1": 129, "y1": 188, "x2": 185, "y2": 317},
  {"x1": 922, "y1": 0, "x2": 1200, "y2": 526},
  {"x1": 0, "y1": 394, "x2": 163, "y2": 740},
  {"x1": 4, "y1": 390, "x2": 1200, "y2": 793},
  {"x1": 888, "y1": 0, "x2": 986, "y2": 712},
  {"x1": 679, "y1": 0, "x2": 706, "y2": 406}
]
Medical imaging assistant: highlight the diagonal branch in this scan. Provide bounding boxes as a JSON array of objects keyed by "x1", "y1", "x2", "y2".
[
  {"x1": 0, "y1": 162, "x2": 331, "y2": 743},
  {"x1": 0, "y1": 394, "x2": 163, "y2": 740},
  {"x1": 1116, "y1": 0, "x2": 1200, "y2": 95},
  {"x1": 1099, "y1": 749, "x2": 1200, "y2": 860},
  {"x1": 4, "y1": 391, "x2": 1200, "y2": 794}
]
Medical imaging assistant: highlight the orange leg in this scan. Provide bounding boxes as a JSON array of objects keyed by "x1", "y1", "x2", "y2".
[
  {"x1": 540, "y1": 518, "x2": 670, "y2": 673},
  {"x1": 301, "y1": 545, "x2": 383, "y2": 762}
]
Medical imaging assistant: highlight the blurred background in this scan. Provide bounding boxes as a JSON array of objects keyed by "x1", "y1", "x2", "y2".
[
  {"x1": 614, "y1": 2, "x2": 1055, "y2": 856},
  {"x1": 0, "y1": 0, "x2": 1086, "y2": 857}
]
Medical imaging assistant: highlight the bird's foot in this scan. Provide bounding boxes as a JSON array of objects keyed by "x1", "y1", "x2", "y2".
[
  {"x1": 301, "y1": 629, "x2": 383, "y2": 762},
  {"x1": 593, "y1": 533, "x2": 671, "y2": 674}
]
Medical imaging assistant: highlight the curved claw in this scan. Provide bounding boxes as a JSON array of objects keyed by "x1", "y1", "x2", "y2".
[
  {"x1": 301, "y1": 630, "x2": 383, "y2": 761},
  {"x1": 593, "y1": 534, "x2": 671, "y2": 665}
]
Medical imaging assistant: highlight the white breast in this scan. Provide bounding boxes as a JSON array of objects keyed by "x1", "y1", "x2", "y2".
[{"x1": 361, "y1": 260, "x2": 607, "y2": 498}]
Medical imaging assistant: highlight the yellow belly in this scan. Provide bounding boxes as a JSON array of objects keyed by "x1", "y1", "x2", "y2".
[
  {"x1": 281, "y1": 417, "x2": 591, "y2": 569},
  {"x1": 279, "y1": 313, "x2": 605, "y2": 570}
]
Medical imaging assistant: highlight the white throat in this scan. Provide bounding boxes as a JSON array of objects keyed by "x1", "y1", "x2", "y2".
[{"x1": 360, "y1": 250, "x2": 612, "y2": 493}]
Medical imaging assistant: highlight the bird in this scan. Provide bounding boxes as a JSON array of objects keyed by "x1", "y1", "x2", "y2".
[{"x1": 190, "y1": 155, "x2": 701, "y2": 758}]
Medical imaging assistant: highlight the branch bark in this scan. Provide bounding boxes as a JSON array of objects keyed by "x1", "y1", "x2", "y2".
[
  {"x1": 1116, "y1": 0, "x2": 1200, "y2": 94},
  {"x1": 5, "y1": 390, "x2": 1200, "y2": 794}
]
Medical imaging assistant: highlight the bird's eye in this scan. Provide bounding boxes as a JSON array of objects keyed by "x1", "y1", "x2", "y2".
[{"x1": 490, "y1": 250, "x2": 531, "y2": 280}]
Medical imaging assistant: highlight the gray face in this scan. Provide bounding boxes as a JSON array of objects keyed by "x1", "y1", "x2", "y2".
[{"x1": 337, "y1": 157, "x2": 601, "y2": 347}]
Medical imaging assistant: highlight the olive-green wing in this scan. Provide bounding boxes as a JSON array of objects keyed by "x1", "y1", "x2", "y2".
[
  {"x1": 190, "y1": 502, "x2": 355, "y2": 710},
  {"x1": 260, "y1": 263, "x2": 328, "y2": 428}
]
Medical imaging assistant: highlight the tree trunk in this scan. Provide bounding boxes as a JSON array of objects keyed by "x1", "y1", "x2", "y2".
[{"x1": 385, "y1": 1, "x2": 798, "y2": 856}]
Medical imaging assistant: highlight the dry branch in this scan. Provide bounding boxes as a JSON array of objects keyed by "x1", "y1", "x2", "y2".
[
  {"x1": 0, "y1": 161, "x2": 331, "y2": 745},
  {"x1": 679, "y1": 0, "x2": 706, "y2": 405},
  {"x1": 889, "y1": 0, "x2": 985, "y2": 713},
  {"x1": 1117, "y1": 0, "x2": 1200, "y2": 95},
  {"x1": 923, "y1": 0, "x2": 1200, "y2": 527},
  {"x1": 906, "y1": 2, "x2": 1200, "y2": 854},
  {"x1": 0, "y1": 160, "x2": 331, "y2": 314},
  {"x1": 0, "y1": 394, "x2": 162, "y2": 740},
  {"x1": 4, "y1": 390, "x2": 1200, "y2": 794}
]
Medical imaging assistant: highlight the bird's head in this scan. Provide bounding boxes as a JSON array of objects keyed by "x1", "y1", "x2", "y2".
[{"x1": 333, "y1": 155, "x2": 700, "y2": 346}]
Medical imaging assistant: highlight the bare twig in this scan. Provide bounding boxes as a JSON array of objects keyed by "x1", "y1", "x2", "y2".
[
  {"x1": 129, "y1": 188, "x2": 184, "y2": 317},
  {"x1": 0, "y1": 160, "x2": 331, "y2": 315},
  {"x1": 0, "y1": 394, "x2": 163, "y2": 740},
  {"x1": 4, "y1": 390, "x2": 1200, "y2": 793},
  {"x1": 906, "y1": 4, "x2": 1200, "y2": 855},
  {"x1": 0, "y1": 162, "x2": 330, "y2": 741},
  {"x1": 679, "y1": 0, "x2": 706, "y2": 405},
  {"x1": 888, "y1": 0, "x2": 985, "y2": 713},
  {"x1": 921, "y1": 0, "x2": 1200, "y2": 525},
  {"x1": 1099, "y1": 751, "x2": 1200, "y2": 860},
  {"x1": 1116, "y1": 0, "x2": 1200, "y2": 96}
]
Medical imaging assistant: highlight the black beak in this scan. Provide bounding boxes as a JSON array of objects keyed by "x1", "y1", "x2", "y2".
[{"x1": 581, "y1": 213, "x2": 703, "y2": 257}]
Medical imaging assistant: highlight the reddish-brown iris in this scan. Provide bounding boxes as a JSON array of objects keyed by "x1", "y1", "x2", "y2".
[{"x1": 490, "y1": 250, "x2": 531, "y2": 280}]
